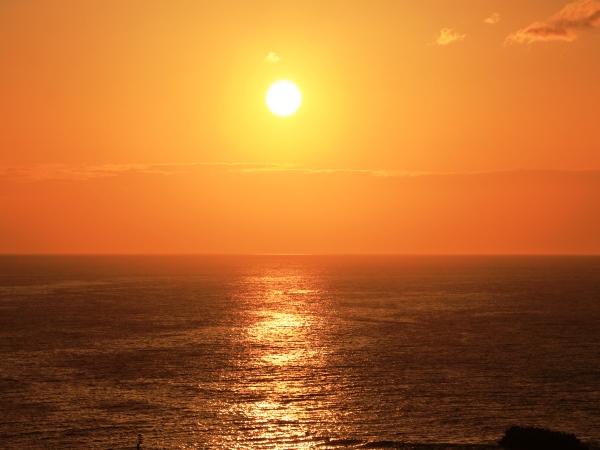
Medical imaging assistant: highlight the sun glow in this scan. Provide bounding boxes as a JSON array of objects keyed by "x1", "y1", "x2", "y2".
[{"x1": 266, "y1": 80, "x2": 302, "y2": 116}]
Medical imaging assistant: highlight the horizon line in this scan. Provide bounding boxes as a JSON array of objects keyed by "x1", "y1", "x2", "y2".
[{"x1": 2, "y1": 253, "x2": 599, "y2": 257}]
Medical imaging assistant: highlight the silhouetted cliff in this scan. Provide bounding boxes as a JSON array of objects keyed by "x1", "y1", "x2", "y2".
[{"x1": 499, "y1": 426, "x2": 586, "y2": 450}]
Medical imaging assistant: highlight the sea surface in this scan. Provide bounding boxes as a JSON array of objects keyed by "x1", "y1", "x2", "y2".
[{"x1": 0, "y1": 255, "x2": 599, "y2": 450}]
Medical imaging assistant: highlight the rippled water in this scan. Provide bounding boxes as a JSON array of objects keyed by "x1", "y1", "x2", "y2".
[{"x1": 0, "y1": 255, "x2": 599, "y2": 449}]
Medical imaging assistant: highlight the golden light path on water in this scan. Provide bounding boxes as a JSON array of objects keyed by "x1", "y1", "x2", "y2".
[{"x1": 214, "y1": 267, "x2": 345, "y2": 449}]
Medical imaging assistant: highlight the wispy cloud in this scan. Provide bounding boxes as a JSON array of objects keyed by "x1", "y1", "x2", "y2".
[
  {"x1": 0, "y1": 162, "x2": 292, "y2": 182},
  {"x1": 0, "y1": 163, "x2": 149, "y2": 182},
  {"x1": 7, "y1": 163, "x2": 596, "y2": 184},
  {"x1": 264, "y1": 52, "x2": 281, "y2": 63},
  {"x1": 507, "y1": 0, "x2": 600, "y2": 44},
  {"x1": 233, "y1": 166, "x2": 432, "y2": 178},
  {"x1": 484, "y1": 13, "x2": 501, "y2": 25},
  {"x1": 435, "y1": 28, "x2": 466, "y2": 45},
  {"x1": 0, "y1": 162, "x2": 439, "y2": 182}
]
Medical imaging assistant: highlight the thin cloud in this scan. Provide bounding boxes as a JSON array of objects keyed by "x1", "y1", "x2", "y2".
[
  {"x1": 0, "y1": 163, "x2": 149, "y2": 182},
  {"x1": 507, "y1": 0, "x2": 600, "y2": 44},
  {"x1": 435, "y1": 28, "x2": 466, "y2": 45},
  {"x1": 233, "y1": 166, "x2": 432, "y2": 178},
  {"x1": 8, "y1": 163, "x2": 596, "y2": 183},
  {"x1": 0, "y1": 162, "x2": 292, "y2": 182},
  {"x1": 0, "y1": 162, "x2": 436, "y2": 182},
  {"x1": 484, "y1": 13, "x2": 501, "y2": 25},
  {"x1": 264, "y1": 52, "x2": 281, "y2": 63}
]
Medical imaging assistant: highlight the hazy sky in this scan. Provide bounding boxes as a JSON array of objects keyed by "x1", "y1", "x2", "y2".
[{"x1": 1, "y1": 0, "x2": 599, "y2": 254}]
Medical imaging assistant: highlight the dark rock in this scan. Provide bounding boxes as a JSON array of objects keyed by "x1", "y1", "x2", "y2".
[
  {"x1": 499, "y1": 426, "x2": 586, "y2": 450},
  {"x1": 361, "y1": 441, "x2": 401, "y2": 448}
]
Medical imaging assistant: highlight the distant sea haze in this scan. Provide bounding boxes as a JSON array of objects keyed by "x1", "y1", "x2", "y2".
[
  {"x1": 0, "y1": 255, "x2": 599, "y2": 449},
  {"x1": 3, "y1": 168, "x2": 600, "y2": 255}
]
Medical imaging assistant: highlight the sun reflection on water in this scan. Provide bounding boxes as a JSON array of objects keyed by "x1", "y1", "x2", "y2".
[
  {"x1": 214, "y1": 268, "x2": 342, "y2": 448},
  {"x1": 247, "y1": 311, "x2": 317, "y2": 366}
]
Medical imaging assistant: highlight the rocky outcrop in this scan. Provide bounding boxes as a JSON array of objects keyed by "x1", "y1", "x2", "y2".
[{"x1": 499, "y1": 426, "x2": 586, "y2": 450}]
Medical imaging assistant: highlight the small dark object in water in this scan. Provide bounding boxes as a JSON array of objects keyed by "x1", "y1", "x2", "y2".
[
  {"x1": 361, "y1": 441, "x2": 400, "y2": 448},
  {"x1": 499, "y1": 426, "x2": 585, "y2": 450}
]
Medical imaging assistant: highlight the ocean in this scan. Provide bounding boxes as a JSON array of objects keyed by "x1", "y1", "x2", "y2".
[{"x1": 0, "y1": 255, "x2": 599, "y2": 449}]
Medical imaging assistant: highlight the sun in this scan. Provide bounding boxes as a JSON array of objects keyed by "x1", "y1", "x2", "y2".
[{"x1": 266, "y1": 80, "x2": 302, "y2": 117}]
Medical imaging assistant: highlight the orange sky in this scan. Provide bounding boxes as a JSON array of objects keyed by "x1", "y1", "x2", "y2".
[{"x1": 1, "y1": 0, "x2": 599, "y2": 254}]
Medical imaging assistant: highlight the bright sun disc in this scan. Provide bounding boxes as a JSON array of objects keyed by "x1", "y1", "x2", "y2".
[{"x1": 266, "y1": 81, "x2": 302, "y2": 116}]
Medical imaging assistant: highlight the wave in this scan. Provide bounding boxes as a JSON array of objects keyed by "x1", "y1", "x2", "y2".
[{"x1": 312, "y1": 437, "x2": 500, "y2": 449}]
